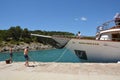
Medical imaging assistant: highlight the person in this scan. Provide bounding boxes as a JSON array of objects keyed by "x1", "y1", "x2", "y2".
[
  {"x1": 24, "y1": 47, "x2": 29, "y2": 66},
  {"x1": 77, "y1": 31, "x2": 81, "y2": 39},
  {"x1": 99, "y1": 26, "x2": 103, "y2": 31},
  {"x1": 114, "y1": 13, "x2": 120, "y2": 25},
  {"x1": 9, "y1": 46, "x2": 13, "y2": 63}
]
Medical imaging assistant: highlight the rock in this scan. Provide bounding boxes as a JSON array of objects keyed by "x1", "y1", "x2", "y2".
[{"x1": 0, "y1": 42, "x2": 53, "y2": 53}]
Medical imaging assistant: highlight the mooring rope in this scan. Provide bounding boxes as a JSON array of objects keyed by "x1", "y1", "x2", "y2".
[
  {"x1": 28, "y1": 41, "x2": 71, "y2": 66},
  {"x1": 53, "y1": 48, "x2": 68, "y2": 62}
]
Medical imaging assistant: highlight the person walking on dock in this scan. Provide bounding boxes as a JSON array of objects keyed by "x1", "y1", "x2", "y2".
[{"x1": 24, "y1": 47, "x2": 29, "y2": 67}]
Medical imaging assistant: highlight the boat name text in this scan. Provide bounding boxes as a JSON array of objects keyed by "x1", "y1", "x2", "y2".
[{"x1": 79, "y1": 42, "x2": 99, "y2": 45}]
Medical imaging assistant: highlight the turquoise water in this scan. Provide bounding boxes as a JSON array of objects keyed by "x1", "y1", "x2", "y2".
[{"x1": 0, "y1": 48, "x2": 80, "y2": 63}]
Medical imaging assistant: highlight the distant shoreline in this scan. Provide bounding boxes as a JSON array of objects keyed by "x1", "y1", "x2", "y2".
[{"x1": 0, "y1": 42, "x2": 53, "y2": 53}]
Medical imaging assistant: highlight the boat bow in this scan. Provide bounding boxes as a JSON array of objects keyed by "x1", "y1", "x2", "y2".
[{"x1": 31, "y1": 33, "x2": 70, "y2": 48}]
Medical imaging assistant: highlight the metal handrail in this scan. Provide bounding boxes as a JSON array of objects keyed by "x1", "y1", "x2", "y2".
[{"x1": 96, "y1": 20, "x2": 120, "y2": 33}]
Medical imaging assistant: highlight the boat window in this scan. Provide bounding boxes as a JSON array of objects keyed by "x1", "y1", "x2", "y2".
[
  {"x1": 74, "y1": 50, "x2": 87, "y2": 60},
  {"x1": 112, "y1": 33, "x2": 120, "y2": 41}
]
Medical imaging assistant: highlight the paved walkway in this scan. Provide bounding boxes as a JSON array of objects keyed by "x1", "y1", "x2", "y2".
[{"x1": 0, "y1": 62, "x2": 120, "y2": 80}]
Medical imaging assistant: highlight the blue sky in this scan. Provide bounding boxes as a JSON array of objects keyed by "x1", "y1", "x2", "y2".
[{"x1": 0, "y1": 0, "x2": 120, "y2": 36}]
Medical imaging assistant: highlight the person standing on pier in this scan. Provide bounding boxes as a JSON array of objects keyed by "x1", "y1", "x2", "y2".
[
  {"x1": 77, "y1": 31, "x2": 81, "y2": 39},
  {"x1": 24, "y1": 47, "x2": 29, "y2": 67},
  {"x1": 9, "y1": 46, "x2": 13, "y2": 63}
]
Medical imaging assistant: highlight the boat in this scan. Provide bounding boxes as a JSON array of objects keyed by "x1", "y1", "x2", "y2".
[
  {"x1": 31, "y1": 20, "x2": 120, "y2": 63},
  {"x1": 66, "y1": 20, "x2": 120, "y2": 62}
]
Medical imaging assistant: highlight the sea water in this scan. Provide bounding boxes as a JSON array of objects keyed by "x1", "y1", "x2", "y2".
[{"x1": 0, "y1": 48, "x2": 80, "y2": 63}]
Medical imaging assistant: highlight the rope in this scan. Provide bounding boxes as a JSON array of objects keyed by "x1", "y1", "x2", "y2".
[
  {"x1": 28, "y1": 47, "x2": 70, "y2": 66},
  {"x1": 28, "y1": 42, "x2": 70, "y2": 65},
  {"x1": 53, "y1": 48, "x2": 68, "y2": 62},
  {"x1": 28, "y1": 55, "x2": 36, "y2": 64},
  {"x1": 53, "y1": 40, "x2": 71, "y2": 62}
]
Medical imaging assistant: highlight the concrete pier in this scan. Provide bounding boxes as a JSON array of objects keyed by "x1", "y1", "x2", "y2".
[{"x1": 0, "y1": 62, "x2": 120, "y2": 80}]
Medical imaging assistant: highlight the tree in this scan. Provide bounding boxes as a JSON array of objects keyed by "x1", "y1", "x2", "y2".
[
  {"x1": 0, "y1": 30, "x2": 8, "y2": 41},
  {"x1": 8, "y1": 26, "x2": 23, "y2": 41},
  {"x1": 22, "y1": 28, "x2": 31, "y2": 43}
]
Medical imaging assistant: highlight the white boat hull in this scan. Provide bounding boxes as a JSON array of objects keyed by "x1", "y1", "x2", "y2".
[{"x1": 65, "y1": 39, "x2": 120, "y2": 62}]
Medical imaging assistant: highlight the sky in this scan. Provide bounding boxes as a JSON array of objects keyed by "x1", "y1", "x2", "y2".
[{"x1": 0, "y1": 0, "x2": 120, "y2": 36}]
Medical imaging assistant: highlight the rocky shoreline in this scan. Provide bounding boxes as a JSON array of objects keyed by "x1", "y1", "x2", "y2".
[{"x1": 0, "y1": 42, "x2": 53, "y2": 53}]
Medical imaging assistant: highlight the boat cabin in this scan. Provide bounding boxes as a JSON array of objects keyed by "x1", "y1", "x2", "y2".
[{"x1": 96, "y1": 20, "x2": 120, "y2": 41}]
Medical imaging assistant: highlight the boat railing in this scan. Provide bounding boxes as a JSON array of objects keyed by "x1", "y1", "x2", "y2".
[
  {"x1": 52, "y1": 35, "x2": 76, "y2": 38},
  {"x1": 96, "y1": 20, "x2": 120, "y2": 33}
]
